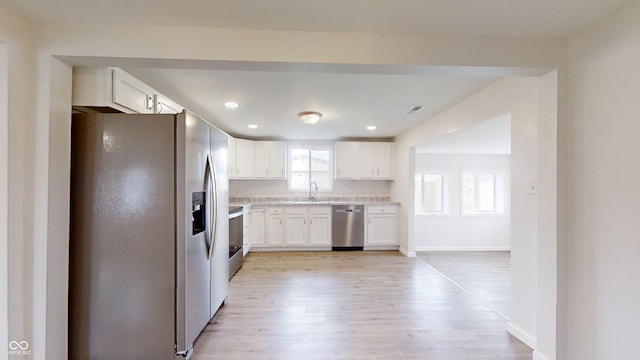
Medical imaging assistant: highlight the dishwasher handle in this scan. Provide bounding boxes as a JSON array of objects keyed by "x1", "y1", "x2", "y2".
[{"x1": 335, "y1": 208, "x2": 363, "y2": 213}]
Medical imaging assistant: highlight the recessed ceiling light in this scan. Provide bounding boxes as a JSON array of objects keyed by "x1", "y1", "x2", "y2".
[
  {"x1": 247, "y1": 124, "x2": 258, "y2": 129},
  {"x1": 224, "y1": 101, "x2": 239, "y2": 109},
  {"x1": 366, "y1": 126, "x2": 377, "y2": 130}
]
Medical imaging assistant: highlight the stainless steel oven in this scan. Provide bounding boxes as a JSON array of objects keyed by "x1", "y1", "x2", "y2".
[{"x1": 228, "y1": 206, "x2": 244, "y2": 279}]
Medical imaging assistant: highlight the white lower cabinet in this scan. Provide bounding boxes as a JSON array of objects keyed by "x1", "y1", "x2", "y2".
[
  {"x1": 267, "y1": 208, "x2": 285, "y2": 247},
  {"x1": 242, "y1": 207, "x2": 251, "y2": 256},
  {"x1": 250, "y1": 208, "x2": 266, "y2": 247},
  {"x1": 250, "y1": 204, "x2": 398, "y2": 252},
  {"x1": 308, "y1": 207, "x2": 332, "y2": 247},
  {"x1": 249, "y1": 206, "x2": 332, "y2": 251},
  {"x1": 284, "y1": 206, "x2": 331, "y2": 248},
  {"x1": 284, "y1": 209, "x2": 308, "y2": 247},
  {"x1": 365, "y1": 205, "x2": 398, "y2": 248}
]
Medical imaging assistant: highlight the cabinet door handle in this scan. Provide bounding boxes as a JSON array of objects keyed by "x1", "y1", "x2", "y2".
[
  {"x1": 144, "y1": 96, "x2": 152, "y2": 110},
  {"x1": 266, "y1": 168, "x2": 269, "y2": 176},
  {"x1": 371, "y1": 169, "x2": 374, "y2": 176}
]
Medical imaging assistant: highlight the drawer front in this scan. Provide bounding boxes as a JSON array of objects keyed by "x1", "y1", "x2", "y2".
[
  {"x1": 309, "y1": 206, "x2": 331, "y2": 215},
  {"x1": 284, "y1": 206, "x2": 308, "y2": 215},
  {"x1": 367, "y1": 205, "x2": 398, "y2": 214}
]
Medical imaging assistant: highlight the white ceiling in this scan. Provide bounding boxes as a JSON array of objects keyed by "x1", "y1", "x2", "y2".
[
  {"x1": 415, "y1": 113, "x2": 511, "y2": 155},
  {"x1": 3, "y1": 0, "x2": 632, "y2": 139},
  {"x1": 127, "y1": 66, "x2": 498, "y2": 140}
]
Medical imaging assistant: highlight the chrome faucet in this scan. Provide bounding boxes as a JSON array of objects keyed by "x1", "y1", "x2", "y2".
[{"x1": 309, "y1": 181, "x2": 318, "y2": 201}]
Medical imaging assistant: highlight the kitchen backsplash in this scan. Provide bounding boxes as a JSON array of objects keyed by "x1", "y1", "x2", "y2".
[
  {"x1": 230, "y1": 195, "x2": 391, "y2": 203},
  {"x1": 229, "y1": 179, "x2": 391, "y2": 198}
]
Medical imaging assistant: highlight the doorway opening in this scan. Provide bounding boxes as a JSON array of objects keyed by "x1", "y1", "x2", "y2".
[{"x1": 413, "y1": 113, "x2": 512, "y2": 319}]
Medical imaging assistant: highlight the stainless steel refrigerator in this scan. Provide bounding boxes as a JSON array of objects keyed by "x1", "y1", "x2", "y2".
[{"x1": 68, "y1": 111, "x2": 229, "y2": 359}]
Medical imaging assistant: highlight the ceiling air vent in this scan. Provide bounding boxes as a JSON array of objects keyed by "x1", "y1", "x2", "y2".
[{"x1": 406, "y1": 106, "x2": 423, "y2": 115}]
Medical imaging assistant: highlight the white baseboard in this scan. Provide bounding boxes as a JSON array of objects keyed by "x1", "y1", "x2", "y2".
[
  {"x1": 398, "y1": 247, "x2": 416, "y2": 257},
  {"x1": 507, "y1": 321, "x2": 537, "y2": 350},
  {"x1": 415, "y1": 246, "x2": 511, "y2": 252},
  {"x1": 532, "y1": 351, "x2": 552, "y2": 360},
  {"x1": 364, "y1": 245, "x2": 399, "y2": 251},
  {"x1": 248, "y1": 247, "x2": 331, "y2": 252}
]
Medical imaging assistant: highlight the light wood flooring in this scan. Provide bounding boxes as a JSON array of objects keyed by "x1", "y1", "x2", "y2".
[
  {"x1": 193, "y1": 251, "x2": 531, "y2": 360},
  {"x1": 416, "y1": 251, "x2": 511, "y2": 319}
]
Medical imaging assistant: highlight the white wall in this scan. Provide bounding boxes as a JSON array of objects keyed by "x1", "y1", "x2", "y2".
[
  {"x1": 393, "y1": 77, "x2": 546, "y2": 351},
  {"x1": 32, "y1": 56, "x2": 72, "y2": 360},
  {"x1": 535, "y1": 69, "x2": 558, "y2": 360},
  {"x1": 0, "y1": 42, "x2": 8, "y2": 360},
  {"x1": 508, "y1": 76, "x2": 540, "y2": 351},
  {"x1": 0, "y1": 5, "x2": 35, "y2": 358},
  {"x1": 564, "y1": 2, "x2": 640, "y2": 359},
  {"x1": 414, "y1": 154, "x2": 511, "y2": 251},
  {"x1": 0, "y1": 9, "x2": 568, "y2": 359}
]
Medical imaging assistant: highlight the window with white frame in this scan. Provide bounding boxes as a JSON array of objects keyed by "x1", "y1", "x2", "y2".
[
  {"x1": 462, "y1": 172, "x2": 504, "y2": 215},
  {"x1": 415, "y1": 173, "x2": 448, "y2": 214},
  {"x1": 288, "y1": 145, "x2": 333, "y2": 192}
]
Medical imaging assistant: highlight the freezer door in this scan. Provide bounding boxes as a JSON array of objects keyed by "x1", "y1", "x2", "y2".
[
  {"x1": 209, "y1": 124, "x2": 230, "y2": 316},
  {"x1": 175, "y1": 111, "x2": 214, "y2": 356},
  {"x1": 69, "y1": 113, "x2": 176, "y2": 359}
]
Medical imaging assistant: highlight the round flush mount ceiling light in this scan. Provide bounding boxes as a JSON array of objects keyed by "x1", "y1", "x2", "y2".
[
  {"x1": 366, "y1": 125, "x2": 377, "y2": 131},
  {"x1": 224, "y1": 101, "x2": 239, "y2": 109},
  {"x1": 298, "y1": 111, "x2": 322, "y2": 125}
]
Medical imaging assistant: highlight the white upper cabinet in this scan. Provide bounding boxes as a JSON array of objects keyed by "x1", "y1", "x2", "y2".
[
  {"x1": 359, "y1": 142, "x2": 393, "y2": 180},
  {"x1": 359, "y1": 142, "x2": 377, "y2": 179},
  {"x1": 267, "y1": 141, "x2": 286, "y2": 179},
  {"x1": 335, "y1": 142, "x2": 360, "y2": 179},
  {"x1": 154, "y1": 92, "x2": 184, "y2": 114},
  {"x1": 228, "y1": 136, "x2": 237, "y2": 179},
  {"x1": 72, "y1": 67, "x2": 184, "y2": 115},
  {"x1": 112, "y1": 69, "x2": 155, "y2": 113},
  {"x1": 230, "y1": 139, "x2": 286, "y2": 180},
  {"x1": 255, "y1": 141, "x2": 286, "y2": 179},
  {"x1": 336, "y1": 141, "x2": 393, "y2": 180},
  {"x1": 254, "y1": 142, "x2": 269, "y2": 178},
  {"x1": 235, "y1": 139, "x2": 255, "y2": 179},
  {"x1": 375, "y1": 142, "x2": 394, "y2": 179}
]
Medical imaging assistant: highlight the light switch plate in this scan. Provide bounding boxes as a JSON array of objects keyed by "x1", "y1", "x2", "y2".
[{"x1": 528, "y1": 181, "x2": 538, "y2": 195}]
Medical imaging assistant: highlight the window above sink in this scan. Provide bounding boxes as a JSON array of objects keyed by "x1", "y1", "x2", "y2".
[{"x1": 288, "y1": 144, "x2": 334, "y2": 193}]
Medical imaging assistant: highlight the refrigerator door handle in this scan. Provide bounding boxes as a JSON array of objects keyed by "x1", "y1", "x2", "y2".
[{"x1": 206, "y1": 154, "x2": 218, "y2": 260}]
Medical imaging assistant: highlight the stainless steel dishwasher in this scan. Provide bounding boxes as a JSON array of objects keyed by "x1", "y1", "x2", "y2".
[{"x1": 331, "y1": 205, "x2": 365, "y2": 250}]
